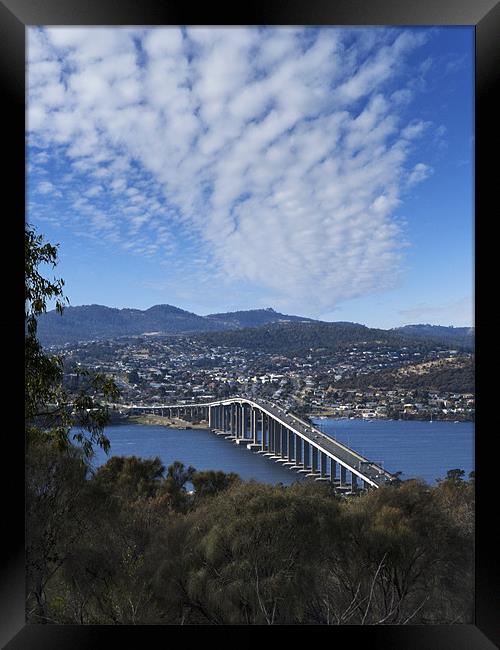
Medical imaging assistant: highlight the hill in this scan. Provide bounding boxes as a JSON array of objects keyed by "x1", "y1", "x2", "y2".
[
  {"x1": 393, "y1": 324, "x2": 474, "y2": 350},
  {"x1": 206, "y1": 307, "x2": 316, "y2": 328},
  {"x1": 194, "y1": 321, "x2": 456, "y2": 356},
  {"x1": 37, "y1": 304, "x2": 232, "y2": 346},
  {"x1": 37, "y1": 304, "x2": 322, "y2": 347},
  {"x1": 335, "y1": 356, "x2": 474, "y2": 393},
  {"x1": 37, "y1": 302, "x2": 474, "y2": 353}
]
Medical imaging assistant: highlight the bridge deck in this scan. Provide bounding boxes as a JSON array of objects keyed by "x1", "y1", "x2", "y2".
[{"x1": 113, "y1": 397, "x2": 396, "y2": 488}]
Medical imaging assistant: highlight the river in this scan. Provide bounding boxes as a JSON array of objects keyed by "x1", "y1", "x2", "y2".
[{"x1": 89, "y1": 418, "x2": 474, "y2": 486}]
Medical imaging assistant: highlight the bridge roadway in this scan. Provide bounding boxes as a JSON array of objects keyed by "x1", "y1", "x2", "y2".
[{"x1": 116, "y1": 396, "x2": 397, "y2": 490}]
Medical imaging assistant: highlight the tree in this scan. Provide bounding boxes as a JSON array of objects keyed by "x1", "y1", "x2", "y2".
[
  {"x1": 435, "y1": 468, "x2": 475, "y2": 539},
  {"x1": 25, "y1": 226, "x2": 67, "y2": 426},
  {"x1": 152, "y1": 461, "x2": 197, "y2": 513},
  {"x1": 25, "y1": 224, "x2": 119, "y2": 457},
  {"x1": 437, "y1": 468, "x2": 466, "y2": 485},
  {"x1": 191, "y1": 469, "x2": 240, "y2": 501},
  {"x1": 26, "y1": 442, "x2": 90, "y2": 623},
  {"x1": 93, "y1": 455, "x2": 165, "y2": 501},
  {"x1": 151, "y1": 481, "x2": 341, "y2": 624},
  {"x1": 127, "y1": 369, "x2": 141, "y2": 385},
  {"x1": 25, "y1": 225, "x2": 120, "y2": 622},
  {"x1": 317, "y1": 480, "x2": 474, "y2": 624}
]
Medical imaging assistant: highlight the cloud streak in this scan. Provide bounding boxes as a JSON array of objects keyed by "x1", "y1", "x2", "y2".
[{"x1": 28, "y1": 26, "x2": 436, "y2": 313}]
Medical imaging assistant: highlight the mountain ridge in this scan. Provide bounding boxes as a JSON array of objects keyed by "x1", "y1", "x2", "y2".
[{"x1": 36, "y1": 303, "x2": 475, "y2": 349}]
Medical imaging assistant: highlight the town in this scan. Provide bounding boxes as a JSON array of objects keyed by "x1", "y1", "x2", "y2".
[{"x1": 55, "y1": 333, "x2": 475, "y2": 422}]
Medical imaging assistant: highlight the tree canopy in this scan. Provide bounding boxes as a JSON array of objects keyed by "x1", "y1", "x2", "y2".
[{"x1": 25, "y1": 224, "x2": 119, "y2": 456}]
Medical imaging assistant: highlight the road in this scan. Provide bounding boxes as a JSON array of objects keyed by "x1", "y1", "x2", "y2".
[{"x1": 252, "y1": 398, "x2": 394, "y2": 487}]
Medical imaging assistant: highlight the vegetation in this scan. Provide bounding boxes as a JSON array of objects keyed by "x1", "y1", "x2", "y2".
[
  {"x1": 25, "y1": 225, "x2": 119, "y2": 456},
  {"x1": 27, "y1": 453, "x2": 474, "y2": 625},
  {"x1": 206, "y1": 306, "x2": 316, "y2": 328},
  {"x1": 336, "y1": 357, "x2": 474, "y2": 394},
  {"x1": 196, "y1": 321, "x2": 464, "y2": 356},
  {"x1": 36, "y1": 303, "x2": 230, "y2": 347},
  {"x1": 26, "y1": 225, "x2": 474, "y2": 625},
  {"x1": 36, "y1": 303, "x2": 474, "y2": 352},
  {"x1": 393, "y1": 324, "x2": 474, "y2": 350}
]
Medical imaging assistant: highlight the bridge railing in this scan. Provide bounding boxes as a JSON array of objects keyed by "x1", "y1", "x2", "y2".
[{"x1": 111, "y1": 397, "x2": 395, "y2": 488}]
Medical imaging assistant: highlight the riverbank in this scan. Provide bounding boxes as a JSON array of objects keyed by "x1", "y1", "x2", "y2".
[
  {"x1": 128, "y1": 414, "x2": 209, "y2": 429},
  {"x1": 309, "y1": 409, "x2": 473, "y2": 422}
]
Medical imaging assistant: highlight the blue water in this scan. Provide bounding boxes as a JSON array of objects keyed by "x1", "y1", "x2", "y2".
[
  {"x1": 90, "y1": 419, "x2": 474, "y2": 486},
  {"x1": 90, "y1": 424, "x2": 306, "y2": 486},
  {"x1": 313, "y1": 418, "x2": 474, "y2": 484}
]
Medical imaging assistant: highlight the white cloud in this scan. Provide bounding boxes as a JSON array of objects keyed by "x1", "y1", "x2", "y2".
[
  {"x1": 407, "y1": 162, "x2": 433, "y2": 186},
  {"x1": 27, "y1": 26, "x2": 434, "y2": 313},
  {"x1": 36, "y1": 180, "x2": 61, "y2": 196},
  {"x1": 85, "y1": 185, "x2": 103, "y2": 198}
]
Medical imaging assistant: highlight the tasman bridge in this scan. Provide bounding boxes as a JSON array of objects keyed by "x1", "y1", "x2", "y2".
[{"x1": 115, "y1": 396, "x2": 397, "y2": 491}]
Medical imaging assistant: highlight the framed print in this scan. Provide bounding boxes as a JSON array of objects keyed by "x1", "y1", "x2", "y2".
[{"x1": 3, "y1": 0, "x2": 499, "y2": 647}]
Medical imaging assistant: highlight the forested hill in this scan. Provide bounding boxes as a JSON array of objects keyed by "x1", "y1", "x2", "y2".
[
  {"x1": 37, "y1": 304, "x2": 320, "y2": 346},
  {"x1": 392, "y1": 324, "x2": 474, "y2": 350},
  {"x1": 37, "y1": 302, "x2": 475, "y2": 351},
  {"x1": 37, "y1": 304, "x2": 319, "y2": 346},
  {"x1": 194, "y1": 321, "x2": 461, "y2": 355},
  {"x1": 206, "y1": 307, "x2": 316, "y2": 328},
  {"x1": 335, "y1": 356, "x2": 475, "y2": 393},
  {"x1": 36, "y1": 304, "x2": 233, "y2": 346}
]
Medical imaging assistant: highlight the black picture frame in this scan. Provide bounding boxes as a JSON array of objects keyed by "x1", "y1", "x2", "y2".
[{"x1": 3, "y1": 0, "x2": 498, "y2": 646}]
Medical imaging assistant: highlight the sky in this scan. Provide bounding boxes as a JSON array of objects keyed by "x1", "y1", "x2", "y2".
[{"x1": 27, "y1": 26, "x2": 474, "y2": 329}]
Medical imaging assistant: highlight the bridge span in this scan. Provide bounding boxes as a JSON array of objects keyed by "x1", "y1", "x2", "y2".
[{"x1": 118, "y1": 397, "x2": 397, "y2": 491}]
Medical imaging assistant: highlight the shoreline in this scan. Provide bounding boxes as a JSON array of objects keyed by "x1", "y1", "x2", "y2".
[
  {"x1": 111, "y1": 413, "x2": 472, "y2": 427},
  {"x1": 309, "y1": 408, "x2": 473, "y2": 422},
  {"x1": 127, "y1": 414, "x2": 209, "y2": 429}
]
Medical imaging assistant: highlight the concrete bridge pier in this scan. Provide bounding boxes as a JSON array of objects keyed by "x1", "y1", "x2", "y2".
[
  {"x1": 288, "y1": 430, "x2": 294, "y2": 462},
  {"x1": 230, "y1": 403, "x2": 235, "y2": 436},
  {"x1": 296, "y1": 435, "x2": 302, "y2": 465},
  {"x1": 311, "y1": 446, "x2": 318, "y2": 473},
  {"x1": 261, "y1": 412, "x2": 267, "y2": 451},
  {"x1": 320, "y1": 451, "x2": 327, "y2": 477},
  {"x1": 252, "y1": 407, "x2": 257, "y2": 444},
  {"x1": 277, "y1": 424, "x2": 283, "y2": 457},
  {"x1": 279, "y1": 424, "x2": 287, "y2": 458},
  {"x1": 303, "y1": 440, "x2": 311, "y2": 471},
  {"x1": 269, "y1": 420, "x2": 282, "y2": 459},
  {"x1": 241, "y1": 403, "x2": 246, "y2": 439},
  {"x1": 330, "y1": 459, "x2": 337, "y2": 482},
  {"x1": 269, "y1": 418, "x2": 275, "y2": 454},
  {"x1": 271, "y1": 419, "x2": 277, "y2": 454}
]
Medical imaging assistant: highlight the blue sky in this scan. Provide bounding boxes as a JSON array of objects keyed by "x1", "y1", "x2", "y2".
[{"x1": 27, "y1": 26, "x2": 474, "y2": 328}]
